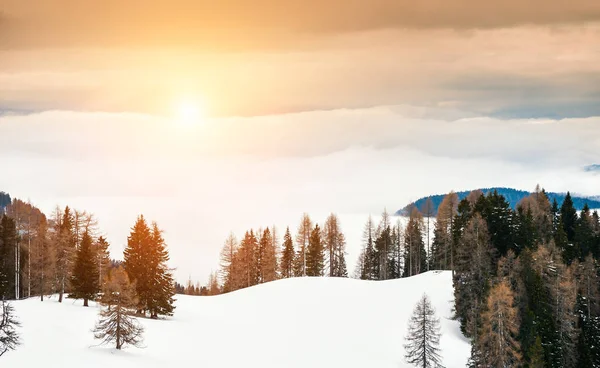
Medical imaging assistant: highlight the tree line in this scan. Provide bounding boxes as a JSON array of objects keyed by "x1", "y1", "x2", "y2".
[{"x1": 0, "y1": 195, "x2": 176, "y2": 353}]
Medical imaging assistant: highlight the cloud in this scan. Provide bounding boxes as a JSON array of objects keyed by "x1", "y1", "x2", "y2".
[{"x1": 2, "y1": 0, "x2": 600, "y2": 50}]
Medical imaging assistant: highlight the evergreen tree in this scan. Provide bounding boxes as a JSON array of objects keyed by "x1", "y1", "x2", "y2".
[
  {"x1": 528, "y1": 336, "x2": 545, "y2": 368},
  {"x1": 306, "y1": 224, "x2": 324, "y2": 276},
  {"x1": 70, "y1": 230, "x2": 99, "y2": 306},
  {"x1": 280, "y1": 227, "x2": 295, "y2": 279},
  {"x1": 421, "y1": 198, "x2": 435, "y2": 271},
  {"x1": 93, "y1": 267, "x2": 143, "y2": 350},
  {"x1": 0, "y1": 215, "x2": 17, "y2": 300},
  {"x1": 123, "y1": 216, "x2": 175, "y2": 318},
  {"x1": 323, "y1": 214, "x2": 347, "y2": 277},
  {"x1": 561, "y1": 192, "x2": 578, "y2": 242},
  {"x1": 404, "y1": 294, "x2": 444, "y2": 368},
  {"x1": 0, "y1": 301, "x2": 19, "y2": 357},
  {"x1": 55, "y1": 206, "x2": 75, "y2": 303}
]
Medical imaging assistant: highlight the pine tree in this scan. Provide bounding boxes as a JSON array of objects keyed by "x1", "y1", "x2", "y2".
[
  {"x1": 472, "y1": 281, "x2": 521, "y2": 367},
  {"x1": 70, "y1": 230, "x2": 99, "y2": 307},
  {"x1": 404, "y1": 294, "x2": 444, "y2": 368},
  {"x1": 123, "y1": 216, "x2": 175, "y2": 318},
  {"x1": 561, "y1": 192, "x2": 578, "y2": 242},
  {"x1": 421, "y1": 198, "x2": 435, "y2": 271},
  {"x1": 0, "y1": 301, "x2": 19, "y2": 357},
  {"x1": 280, "y1": 227, "x2": 295, "y2": 279},
  {"x1": 93, "y1": 267, "x2": 143, "y2": 350},
  {"x1": 306, "y1": 224, "x2": 324, "y2": 276},
  {"x1": 528, "y1": 336, "x2": 545, "y2": 368}
]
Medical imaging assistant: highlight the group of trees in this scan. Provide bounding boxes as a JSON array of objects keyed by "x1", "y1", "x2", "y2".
[
  {"x1": 446, "y1": 186, "x2": 600, "y2": 367},
  {"x1": 196, "y1": 213, "x2": 349, "y2": 295},
  {"x1": 0, "y1": 192, "x2": 176, "y2": 353},
  {"x1": 356, "y1": 204, "x2": 432, "y2": 281}
]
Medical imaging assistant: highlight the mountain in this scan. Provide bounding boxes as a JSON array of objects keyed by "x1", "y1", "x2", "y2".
[
  {"x1": 396, "y1": 187, "x2": 600, "y2": 216},
  {"x1": 7, "y1": 271, "x2": 469, "y2": 368},
  {"x1": 584, "y1": 164, "x2": 600, "y2": 173}
]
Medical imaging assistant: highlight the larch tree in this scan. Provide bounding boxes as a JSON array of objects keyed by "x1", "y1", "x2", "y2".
[
  {"x1": 95, "y1": 236, "x2": 111, "y2": 290},
  {"x1": 421, "y1": 198, "x2": 435, "y2": 271},
  {"x1": 94, "y1": 266, "x2": 143, "y2": 350},
  {"x1": 280, "y1": 227, "x2": 295, "y2": 279},
  {"x1": 404, "y1": 207, "x2": 426, "y2": 277},
  {"x1": 55, "y1": 206, "x2": 75, "y2": 303},
  {"x1": 404, "y1": 294, "x2": 444, "y2": 368},
  {"x1": 306, "y1": 224, "x2": 324, "y2": 276},
  {"x1": 472, "y1": 281, "x2": 521, "y2": 368},
  {"x1": 294, "y1": 214, "x2": 312, "y2": 277},
  {"x1": 0, "y1": 301, "x2": 19, "y2": 357},
  {"x1": 258, "y1": 228, "x2": 277, "y2": 283},
  {"x1": 0, "y1": 215, "x2": 17, "y2": 300},
  {"x1": 323, "y1": 213, "x2": 347, "y2": 277},
  {"x1": 219, "y1": 232, "x2": 238, "y2": 293},
  {"x1": 361, "y1": 216, "x2": 376, "y2": 280},
  {"x1": 70, "y1": 230, "x2": 99, "y2": 307}
]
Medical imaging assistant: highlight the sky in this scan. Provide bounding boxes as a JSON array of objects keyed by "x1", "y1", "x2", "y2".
[{"x1": 1, "y1": 1, "x2": 600, "y2": 282}]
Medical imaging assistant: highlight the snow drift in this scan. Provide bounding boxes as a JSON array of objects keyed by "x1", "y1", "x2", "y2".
[{"x1": 6, "y1": 271, "x2": 470, "y2": 368}]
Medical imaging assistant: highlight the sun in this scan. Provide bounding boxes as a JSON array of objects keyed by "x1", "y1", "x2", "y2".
[{"x1": 175, "y1": 100, "x2": 205, "y2": 125}]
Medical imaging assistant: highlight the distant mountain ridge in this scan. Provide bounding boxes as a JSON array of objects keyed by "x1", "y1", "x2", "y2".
[
  {"x1": 396, "y1": 187, "x2": 600, "y2": 216},
  {"x1": 584, "y1": 164, "x2": 600, "y2": 173}
]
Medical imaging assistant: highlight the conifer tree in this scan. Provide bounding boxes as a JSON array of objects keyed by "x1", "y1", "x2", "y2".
[
  {"x1": 561, "y1": 192, "x2": 578, "y2": 242},
  {"x1": 323, "y1": 214, "x2": 347, "y2": 277},
  {"x1": 0, "y1": 215, "x2": 17, "y2": 300},
  {"x1": 147, "y1": 222, "x2": 175, "y2": 318},
  {"x1": 306, "y1": 224, "x2": 324, "y2": 276},
  {"x1": 404, "y1": 294, "x2": 444, "y2": 368},
  {"x1": 258, "y1": 228, "x2": 277, "y2": 283},
  {"x1": 280, "y1": 227, "x2": 295, "y2": 279},
  {"x1": 93, "y1": 267, "x2": 143, "y2": 350},
  {"x1": 404, "y1": 207, "x2": 426, "y2": 277},
  {"x1": 55, "y1": 206, "x2": 75, "y2": 303},
  {"x1": 95, "y1": 236, "x2": 111, "y2": 290},
  {"x1": 219, "y1": 233, "x2": 237, "y2": 292},
  {"x1": 421, "y1": 198, "x2": 435, "y2": 271},
  {"x1": 70, "y1": 230, "x2": 99, "y2": 306},
  {"x1": 0, "y1": 301, "x2": 19, "y2": 357},
  {"x1": 528, "y1": 336, "x2": 545, "y2": 368},
  {"x1": 471, "y1": 281, "x2": 521, "y2": 367},
  {"x1": 293, "y1": 214, "x2": 312, "y2": 277}
]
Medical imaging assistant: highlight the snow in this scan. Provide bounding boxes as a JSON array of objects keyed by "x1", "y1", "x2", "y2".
[{"x1": 6, "y1": 271, "x2": 470, "y2": 368}]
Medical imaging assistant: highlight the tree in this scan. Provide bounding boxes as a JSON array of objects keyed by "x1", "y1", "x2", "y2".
[
  {"x1": 323, "y1": 214, "x2": 347, "y2": 277},
  {"x1": 361, "y1": 216, "x2": 376, "y2": 280},
  {"x1": 0, "y1": 301, "x2": 19, "y2": 357},
  {"x1": 472, "y1": 281, "x2": 521, "y2": 367},
  {"x1": 219, "y1": 233, "x2": 238, "y2": 292},
  {"x1": 280, "y1": 227, "x2": 295, "y2": 279},
  {"x1": 0, "y1": 215, "x2": 17, "y2": 300},
  {"x1": 560, "y1": 192, "x2": 578, "y2": 242},
  {"x1": 306, "y1": 224, "x2": 324, "y2": 276},
  {"x1": 404, "y1": 207, "x2": 426, "y2": 277},
  {"x1": 55, "y1": 206, "x2": 75, "y2": 303},
  {"x1": 95, "y1": 236, "x2": 111, "y2": 290},
  {"x1": 123, "y1": 216, "x2": 175, "y2": 318},
  {"x1": 294, "y1": 214, "x2": 312, "y2": 277},
  {"x1": 70, "y1": 230, "x2": 99, "y2": 306},
  {"x1": 258, "y1": 228, "x2": 277, "y2": 283},
  {"x1": 404, "y1": 294, "x2": 444, "y2": 368},
  {"x1": 93, "y1": 267, "x2": 144, "y2": 350},
  {"x1": 421, "y1": 198, "x2": 435, "y2": 271}
]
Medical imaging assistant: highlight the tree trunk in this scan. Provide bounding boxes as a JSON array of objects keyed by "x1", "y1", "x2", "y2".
[{"x1": 83, "y1": 298, "x2": 88, "y2": 307}]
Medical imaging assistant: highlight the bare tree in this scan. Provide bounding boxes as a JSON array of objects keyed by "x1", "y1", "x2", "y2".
[
  {"x1": 0, "y1": 301, "x2": 20, "y2": 357},
  {"x1": 94, "y1": 267, "x2": 144, "y2": 350},
  {"x1": 404, "y1": 294, "x2": 444, "y2": 368},
  {"x1": 421, "y1": 198, "x2": 435, "y2": 271}
]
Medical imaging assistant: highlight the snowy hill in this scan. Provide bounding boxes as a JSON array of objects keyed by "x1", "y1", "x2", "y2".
[{"x1": 6, "y1": 271, "x2": 470, "y2": 368}]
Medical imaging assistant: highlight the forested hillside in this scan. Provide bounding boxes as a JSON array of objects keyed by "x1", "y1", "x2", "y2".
[{"x1": 397, "y1": 187, "x2": 600, "y2": 216}]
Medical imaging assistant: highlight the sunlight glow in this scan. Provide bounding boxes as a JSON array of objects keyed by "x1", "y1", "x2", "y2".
[{"x1": 176, "y1": 100, "x2": 206, "y2": 125}]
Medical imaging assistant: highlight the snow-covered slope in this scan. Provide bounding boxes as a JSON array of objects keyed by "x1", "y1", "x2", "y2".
[{"x1": 6, "y1": 271, "x2": 470, "y2": 368}]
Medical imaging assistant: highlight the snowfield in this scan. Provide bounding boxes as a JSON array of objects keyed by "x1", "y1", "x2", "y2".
[{"x1": 6, "y1": 271, "x2": 470, "y2": 368}]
